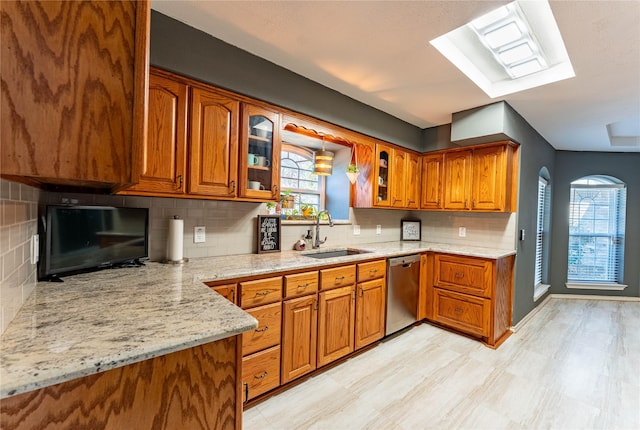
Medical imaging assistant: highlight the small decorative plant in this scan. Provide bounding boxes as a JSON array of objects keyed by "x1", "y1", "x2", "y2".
[
  {"x1": 346, "y1": 163, "x2": 360, "y2": 173},
  {"x1": 280, "y1": 190, "x2": 296, "y2": 209},
  {"x1": 300, "y1": 204, "x2": 316, "y2": 218}
]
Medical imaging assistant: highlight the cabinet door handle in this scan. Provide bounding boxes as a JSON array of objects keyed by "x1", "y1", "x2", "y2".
[
  {"x1": 256, "y1": 291, "x2": 271, "y2": 296},
  {"x1": 472, "y1": 199, "x2": 476, "y2": 208},
  {"x1": 231, "y1": 290, "x2": 235, "y2": 302},
  {"x1": 464, "y1": 199, "x2": 468, "y2": 209},
  {"x1": 314, "y1": 298, "x2": 318, "y2": 311},
  {"x1": 352, "y1": 291, "x2": 356, "y2": 301},
  {"x1": 243, "y1": 382, "x2": 249, "y2": 405},
  {"x1": 177, "y1": 175, "x2": 183, "y2": 189},
  {"x1": 454, "y1": 308, "x2": 464, "y2": 314},
  {"x1": 454, "y1": 272, "x2": 464, "y2": 278},
  {"x1": 254, "y1": 371, "x2": 268, "y2": 380},
  {"x1": 359, "y1": 287, "x2": 364, "y2": 298},
  {"x1": 231, "y1": 180, "x2": 236, "y2": 193},
  {"x1": 255, "y1": 326, "x2": 269, "y2": 333}
]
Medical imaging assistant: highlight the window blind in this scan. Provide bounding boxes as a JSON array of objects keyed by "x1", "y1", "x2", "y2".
[
  {"x1": 567, "y1": 182, "x2": 626, "y2": 283},
  {"x1": 534, "y1": 177, "x2": 547, "y2": 286}
]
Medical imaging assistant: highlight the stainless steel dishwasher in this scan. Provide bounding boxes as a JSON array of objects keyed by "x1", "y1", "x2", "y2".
[{"x1": 386, "y1": 254, "x2": 421, "y2": 336}]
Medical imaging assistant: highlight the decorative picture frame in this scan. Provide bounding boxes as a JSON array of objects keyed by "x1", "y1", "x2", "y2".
[
  {"x1": 257, "y1": 215, "x2": 281, "y2": 253},
  {"x1": 401, "y1": 220, "x2": 421, "y2": 241}
]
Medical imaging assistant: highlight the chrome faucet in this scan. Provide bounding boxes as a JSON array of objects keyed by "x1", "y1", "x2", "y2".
[{"x1": 314, "y1": 210, "x2": 334, "y2": 248}]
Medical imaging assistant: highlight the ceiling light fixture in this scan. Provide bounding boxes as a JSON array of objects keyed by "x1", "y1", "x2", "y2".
[{"x1": 313, "y1": 136, "x2": 334, "y2": 176}]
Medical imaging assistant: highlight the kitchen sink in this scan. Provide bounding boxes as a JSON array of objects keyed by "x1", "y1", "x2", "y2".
[{"x1": 302, "y1": 248, "x2": 371, "y2": 259}]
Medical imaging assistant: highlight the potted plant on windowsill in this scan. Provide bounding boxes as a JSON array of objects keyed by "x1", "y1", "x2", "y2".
[
  {"x1": 281, "y1": 190, "x2": 295, "y2": 209},
  {"x1": 300, "y1": 204, "x2": 317, "y2": 219}
]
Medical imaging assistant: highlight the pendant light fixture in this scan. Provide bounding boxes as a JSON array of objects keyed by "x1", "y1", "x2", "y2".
[{"x1": 313, "y1": 136, "x2": 334, "y2": 176}]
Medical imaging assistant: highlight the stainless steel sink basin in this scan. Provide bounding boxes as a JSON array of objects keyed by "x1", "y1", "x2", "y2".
[{"x1": 303, "y1": 248, "x2": 371, "y2": 259}]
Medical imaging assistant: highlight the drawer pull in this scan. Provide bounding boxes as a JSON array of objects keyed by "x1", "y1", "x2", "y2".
[
  {"x1": 254, "y1": 371, "x2": 268, "y2": 380},
  {"x1": 335, "y1": 276, "x2": 345, "y2": 281},
  {"x1": 255, "y1": 291, "x2": 271, "y2": 296},
  {"x1": 255, "y1": 326, "x2": 269, "y2": 333},
  {"x1": 297, "y1": 283, "x2": 310, "y2": 289},
  {"x1": 369, "y1": 269, "x2": 378, "y2": 274},
  {"x1": 454, "y1": 308, "x2": 464, "y2": 313},
  {"x1": 454, "y1": 272, "x2": 464, "y2": 278}
]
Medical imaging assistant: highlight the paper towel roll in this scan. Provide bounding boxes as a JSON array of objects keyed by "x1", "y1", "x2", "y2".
[{"x1": 167, "y1": 217, "x2": 184, "y2": 262}]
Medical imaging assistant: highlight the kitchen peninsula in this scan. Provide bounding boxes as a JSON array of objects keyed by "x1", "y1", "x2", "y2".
[{"x1": 0, "y1": 241, "x2": 514, "y2": 429}]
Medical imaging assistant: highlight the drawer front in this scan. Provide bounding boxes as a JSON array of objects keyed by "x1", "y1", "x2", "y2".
[
  {"x1": 243, "y1": 302, "x2": 282, "y2": 355},
  {"x1": 433, "y1": 288, "x2": 490, "y2": 337},
  {"x1": 284, "y1": 271, "x2": 319, "y2": 299},
  {"x1": 434, "y1": 254, "x2": 492, "y2": 298},
  {"x1": 320, "y1": 265, "x2": 356, "y2": 290},
  {"x1": 242, "y1": 345, "x2": 281, "y2": 402},
  {"x1": 357, "y1": 260, "x2": 386, "y2": 282},
  {"x1": 240, "y1": 276, "x2": 282, "y2": 308},
  {"x1": 211, "y1": 283, "x2": 237, "y2": 304}
]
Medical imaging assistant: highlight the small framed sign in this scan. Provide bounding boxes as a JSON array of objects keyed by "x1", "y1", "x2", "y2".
[
  {"x1": 401, "y1": 220, "x2": 421, "y2": 241},
  {"x1": 257, "y1": 215, "x2": 281, "y2": 253}
]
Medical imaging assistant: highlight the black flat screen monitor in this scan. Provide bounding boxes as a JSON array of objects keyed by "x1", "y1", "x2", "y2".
[{"x1": 41, "y1": 205, "x2": 149, "y2": 280}]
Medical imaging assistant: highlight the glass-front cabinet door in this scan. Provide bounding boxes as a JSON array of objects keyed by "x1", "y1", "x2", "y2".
[
  {"x1": 239, "y1": 103, "x2": 280, "y2": 200},
  {"x1": 374, "y1": 144, "x2": 391, "y2": 207}
]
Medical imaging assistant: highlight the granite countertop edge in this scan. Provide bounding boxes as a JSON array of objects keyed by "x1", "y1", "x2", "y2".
[{"x1": 0, "y1": 241, "x2": 514, "y2": 399}]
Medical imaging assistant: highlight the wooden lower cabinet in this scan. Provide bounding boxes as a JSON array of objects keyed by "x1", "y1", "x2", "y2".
[
  {"x1": 242, "y1": 302, "x2": 282, "y2": 356},
  {"x1": 281, "y1": 295, "x2": 318, "y2": 383},
  {"x1": 317, "y1": 285, "x2": 356, "y2": 367},
  {"x1": 427, "y1": 253, "x2": 515, "y2": 348},
  {"x1": 0, "y1": 337, "x2": 242, "y2": 430},
  {"x1": 242, "y1": 345, "x2": 281, "y2": 403},
  {"x1": 355, "y1": 278, "x2": 386, "y2": 349},
  {"x1": 433, "y1": 288, "x2": 490, "y2": 337}
]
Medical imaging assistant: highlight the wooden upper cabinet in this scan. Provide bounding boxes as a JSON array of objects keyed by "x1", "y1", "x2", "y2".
[
  {"x1": 405, "y1": 152, "x2": 421, "y2": 209},
  {"x1": 0, "y1": 0, "x2": 150, "y2": 189},
  {"x1": 471, "y1": 144, "x2": 513, "y2": 211},
  {"x1": 443, "y1": 150, "x2": 472, "y2": 210},
  {"x1": 390, "y1": 149, "x2": 407, "y2": 208},
  {"x1": 421, "y1": 153, "x2": 444, "y2": 210},
  {"x1": 125, "y1": 72, "x2": 187, "y2": 194},
  {"x1": 239, "y1": 104, "x2": 280, "y2": 201},
  {"x1": 189, "y1": 87, "x2": 239, "y2": 197},
  {"x1": 374, "y1": 144, "x2": 392, "y2": 207}
]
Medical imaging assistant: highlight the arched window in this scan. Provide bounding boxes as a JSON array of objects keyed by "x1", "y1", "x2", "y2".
[
  {"x1": 534, "y1": 167, "x2": 551, "y2": 300},
  {"x1": 280, "y1": 144, "x2": 324, "y2": 217},
  {"x1": 567, "y1": 175, "x2": 627, "y2": 288}
]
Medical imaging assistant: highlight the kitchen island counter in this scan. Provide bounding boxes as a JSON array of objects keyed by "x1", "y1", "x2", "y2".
[{"x1": 0, "y1": 240, "x2": 513, "y2": 399}]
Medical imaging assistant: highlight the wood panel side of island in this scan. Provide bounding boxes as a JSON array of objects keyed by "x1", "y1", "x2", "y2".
[{"x1": 0, "y1": 336, "x2": 242, "y2": 430}]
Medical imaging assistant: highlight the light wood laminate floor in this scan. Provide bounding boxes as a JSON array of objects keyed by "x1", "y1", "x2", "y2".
[{"x1": 244, "y1": 298, "x2": 640, "y2": 429}]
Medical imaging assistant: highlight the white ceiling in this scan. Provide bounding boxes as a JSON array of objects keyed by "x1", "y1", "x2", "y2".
[{"x1": 151, "y1": 0, "x2": 640, "y2": 152}]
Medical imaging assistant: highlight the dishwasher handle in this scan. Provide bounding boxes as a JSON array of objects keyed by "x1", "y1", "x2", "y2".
[{"x1": 388, "y1": 254, "x2": 421, "y2": 267}]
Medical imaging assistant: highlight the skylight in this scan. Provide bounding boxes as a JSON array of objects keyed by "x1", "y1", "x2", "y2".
[{"x1": 430, "y1": 0, "x2": 574, "y2": 98}]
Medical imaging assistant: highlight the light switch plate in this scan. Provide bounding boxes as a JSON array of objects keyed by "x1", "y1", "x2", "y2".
[
  {"x1": 458, "y1": 227, "x2": 466, "y2": 237},
  {"x1": 353, "y1": 224, "x2": 361, "y2": 235},
  {"x1": 376, "y1": 225, "x2": 382, "y2": 235},
  {"x1": 194, "y1": 226, "x2": 206, "y2": 243}
]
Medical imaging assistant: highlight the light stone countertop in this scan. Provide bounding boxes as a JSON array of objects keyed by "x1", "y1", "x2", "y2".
[{"x1": 0, "y1": 241, "x2": 514, "y2": 399}]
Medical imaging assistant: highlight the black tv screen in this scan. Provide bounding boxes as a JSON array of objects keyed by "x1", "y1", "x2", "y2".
[{"x1": 42, "y1": 205, "x2": 149, "y2": 279}]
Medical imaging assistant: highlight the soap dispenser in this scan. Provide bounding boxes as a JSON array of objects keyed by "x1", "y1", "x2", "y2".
[{"x1": 304, "y1": 229, "x2": 313, "y2": 250}]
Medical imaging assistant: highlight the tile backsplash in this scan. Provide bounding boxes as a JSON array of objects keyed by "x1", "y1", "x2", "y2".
[
  {"x1": 1, "y1": 180, "x2": 39, "y2": 334},
  {"x1": 1, "y1": 186, "x2": 516, "y2": 332}
]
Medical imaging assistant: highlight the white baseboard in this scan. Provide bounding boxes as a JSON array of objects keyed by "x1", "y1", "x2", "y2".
[
  {"x1": 512, "y1": 295, "x2": 552, "y2": 332},
  {"x1": 549, "y1": 293, "x2": 640, "y2": 302}
]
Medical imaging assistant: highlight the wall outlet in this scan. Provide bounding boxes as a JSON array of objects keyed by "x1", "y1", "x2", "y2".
[
  {"x1": 376, "y1": 225, "x2": 382, "y2": 235},
  {"x1": 353, "y1": 224, "x2": 361, "y2": 235},
  {"x1": 458, "y1": 227, "x2": 466, "y2": 237},
  {"x1": 194, "y1": 226, "x2": 206, "y2": 243}
]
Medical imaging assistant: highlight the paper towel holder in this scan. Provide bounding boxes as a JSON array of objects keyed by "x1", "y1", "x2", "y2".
[{"x1": 162, "y1": 215, "x2": 189, "y2": 264}]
